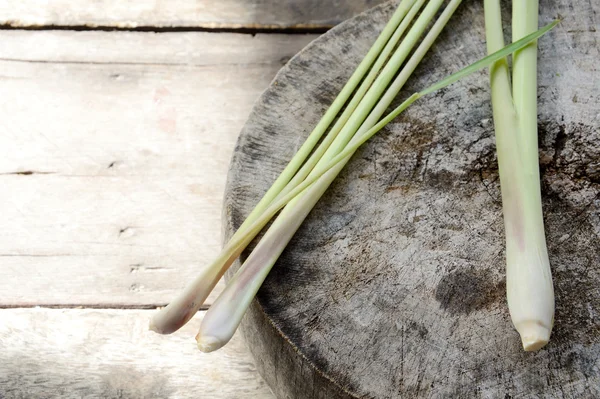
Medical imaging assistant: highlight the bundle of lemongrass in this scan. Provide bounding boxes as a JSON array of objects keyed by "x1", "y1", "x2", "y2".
[{"x1": 150, "y1": 0, "x2": 557, "y2": 353}]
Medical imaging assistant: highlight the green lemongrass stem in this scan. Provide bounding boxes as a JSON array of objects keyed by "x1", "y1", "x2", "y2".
[
  {"x1": 511, "y1": 0, "x2": 555, "y2": 351},
  {"x1": 195, "y1": 12, "x2": 558, "y2": 356},
  {"x1": 485, "y1": 0, "x2": 554, "y2": 351},
  {"x1": 297, "y1": 0, "x2": 445, "y2": 171},
  {"x1": 238, "y1": 0, "x2": 416, "y2": 230},
  {"x1": 274, "y1": 0, "x2": 427, "y2": 203},
  {"x1": 354, "y1": 0, "x2": 463, "y2": 139},
  {"x1": 195, "y1": 0, "x2": 450, "y2": 352},
  {"x1": 148, "y1": 0, "x2": 415, "y2": 334}
]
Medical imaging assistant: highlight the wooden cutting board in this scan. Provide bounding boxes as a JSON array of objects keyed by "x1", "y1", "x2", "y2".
[{"x1": 223, "y1": 1, "x2": 600, "y2": 397}]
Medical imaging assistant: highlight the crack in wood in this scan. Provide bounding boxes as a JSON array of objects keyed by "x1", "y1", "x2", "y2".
[
  {"x1": 0, "y1": 303, "x2": 210, "y2": 310},
  {"x1": 0, "y1": 56, "x2": 283, "y2": 68},
  {"x1": 0, "y1": 170, "x2": 55, "y2": 175},
  {"x1": 0, "y1": 23, "x2": 330, "y2": 34}
]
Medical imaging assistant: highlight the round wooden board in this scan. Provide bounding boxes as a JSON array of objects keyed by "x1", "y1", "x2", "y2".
[{"x1": 223, "y1": 1, "x2": 600, "y2": 398}]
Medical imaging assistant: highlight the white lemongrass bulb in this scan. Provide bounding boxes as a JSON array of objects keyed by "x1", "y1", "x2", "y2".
[
  {"x1": 149, "y1": 244, "x2": 245, "y2": 334},
  {"x1": 196, "y1": 163, "x2": 344, "y2": 352},
  {"x1": 484, "y1": 0, "x2": 554, "y2": 351}
]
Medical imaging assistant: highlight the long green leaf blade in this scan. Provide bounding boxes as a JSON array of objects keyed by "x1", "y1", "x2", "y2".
[{"x1": 419, "y1": 20, "x2": 558, "y2": 96}]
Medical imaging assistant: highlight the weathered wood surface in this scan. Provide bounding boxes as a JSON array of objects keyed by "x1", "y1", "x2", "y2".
[
  {"x1": 225, "y1": 0, "x2": 600, "y2": 398},
  {"x1": 0, "y1": 0, "x2": 387, "y2": 30},
  {"x1": 0, "y1": 308, "x2": 275, "y2": 398},
  {"x1": 0, "y1": 31, "x2": 316, "y2": 307}
]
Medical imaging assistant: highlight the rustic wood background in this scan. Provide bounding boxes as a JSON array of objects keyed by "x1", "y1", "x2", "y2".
[
  {"x1": 0, "y1": 1, "x2": 387, "y2": 398},
  {"x1": 225, "y1": 0, "x2": 600, "y2": 398}
]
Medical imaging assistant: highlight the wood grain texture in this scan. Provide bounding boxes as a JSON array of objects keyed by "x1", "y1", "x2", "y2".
[
  {"x1": 0, "y1": 308, "x2": 275, "y2": 398},
  {"x1": 0, "y1": 30, "x2": 317, "y2": 306},
  {"x1": 0, "y1": 0, "x2": 387, "y2": 30},
  {"x1": 224, "y1": 0, "x2": 600, "y2": 398}
]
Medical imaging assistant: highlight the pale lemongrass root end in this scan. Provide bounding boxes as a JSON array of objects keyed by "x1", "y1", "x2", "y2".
[
  {"x1": 516, "y1": 320, "x2": 551, "y2": 351},
  {"x1": 148, "y1": 319, "x2": 160, "y2": 333},
  {"x1": 196, "y1": 334, "x2": 224, "y2": 353},
  {"x1": 149, "y1": 314, "x2": 179, "y2": 335}
]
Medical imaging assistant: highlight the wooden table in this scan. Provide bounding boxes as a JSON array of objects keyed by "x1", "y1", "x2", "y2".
[{"x1": 0, "y1": 1, "x2": 384, "y2": 397}]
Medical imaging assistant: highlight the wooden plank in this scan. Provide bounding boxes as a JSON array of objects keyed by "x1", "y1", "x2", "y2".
[
  {"x1": 0, "y1": 30, "x2": 317, "y2": 307},
  {"x1": 0, "y1": 308, "x2": 275, "y2": 398},
  {"x1": 0, "y1": 0, "x2": 387, "y2": 30}
]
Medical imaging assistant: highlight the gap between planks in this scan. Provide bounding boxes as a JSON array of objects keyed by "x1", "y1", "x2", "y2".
[
  {"x1": 0, "y1": 23, "x2": 330, "y2": 35},
  {"x1": 0, "y1": 304, "x2": 174, "y2": 310}
]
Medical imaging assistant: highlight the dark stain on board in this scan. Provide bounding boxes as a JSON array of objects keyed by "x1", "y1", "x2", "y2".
[{"x1": 435, "y1": 269, "x2": 505, "y2": 316}]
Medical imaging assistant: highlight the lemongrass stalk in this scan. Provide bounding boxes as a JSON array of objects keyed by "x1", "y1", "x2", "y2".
[
  {"x1": 305, "y1": 0, "x2": 446, "y2": 168},
  {"x1": 510, "y1": 0, "x2": 555, "y2": 352},
  {"x1": 238, "y1": 0, "x2": 417, "y2": 230},
  {"x1": 274, "y1": 0, "x2": 427, "y2": 203},
  {"x1": 355, "y1": 0, "x2": 463, "y2": 139},
  {"x1": 149, "y1": 0, "x2": 416, "y2": 334},
  {"x1": 195, "y1": 0, "x2": 461, "y2": 352},
  {"x1": 484, "y1": 0, "x2": 554, "y2": 351},
  {"x1": 283, "y1": 0, "x2": 454, "y2": 201}
]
